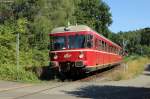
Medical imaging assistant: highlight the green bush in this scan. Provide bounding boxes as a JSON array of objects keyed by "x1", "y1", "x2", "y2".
[
  {"x1": 19, "y1": 49, "x2": 48, "y2": 67},
  {"x1": 0, "y1": 46, "x2": 16, "y2": 65},
  {"x1": 142, "y1": 46, "x2": 150, "y2": 57},
  {"x1": 0, "y1": 64, "x2": 39, "y2": 82}
]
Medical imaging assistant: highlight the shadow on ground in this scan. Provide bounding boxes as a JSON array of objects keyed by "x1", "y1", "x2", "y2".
[
  {"x1": 145, "y1": 64, "x2": 150, "y2": 71},
  {"x1": 63, "y1": 85, "x2": 150, "y2": 99}
]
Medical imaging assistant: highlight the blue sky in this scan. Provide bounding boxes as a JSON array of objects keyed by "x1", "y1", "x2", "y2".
[{"x1": 104, "y1": 0, "x2": 150, "y2": 33}]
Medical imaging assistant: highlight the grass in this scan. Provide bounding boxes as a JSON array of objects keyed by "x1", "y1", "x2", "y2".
[
  {"x1": 0, "y1": 64, "x2": 40, "y2": 83},
  {"x1": 111, "y1": 56, "x2": 150, "y2": 81},
  {"x1": 0, "y1": 49, "x2": 48, "y2": 83}
]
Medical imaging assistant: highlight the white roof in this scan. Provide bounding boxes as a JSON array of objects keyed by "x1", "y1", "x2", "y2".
[{"x1": 51, "y1": 25, "x2": 91, "y2": 33}]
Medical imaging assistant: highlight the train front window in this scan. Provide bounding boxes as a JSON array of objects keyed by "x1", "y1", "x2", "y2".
[
  {"x1": 68, "y1": 34, "x2": 93, "y2": 49},
  {"x1": 50, "y1": 36, "x2": 66, "y2": 50},
  {"x1": 68, "y1": 34, "x2": 86, "y2": 49},
  {"x1": 50, "y1": 34, "x2": 93, "y2": 50}
]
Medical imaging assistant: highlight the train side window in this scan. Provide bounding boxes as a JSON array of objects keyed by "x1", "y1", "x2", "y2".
[
  {"x1": 118, "y1": 49, "x2": 120, "y2": 55},
  {"x1": 105, "y1": 42, "x2": 107, "y2": 52},
  {"x1": 112, "y1": 47, "x2": 114, "y2": 53},
  {"x1": 109, "y1": 45, "x2": 111, "y2": 52},
  {"x1": 117, "y1": 48, "x2": 118, "y2": 54},
  {"x1": 114, "y1": 47, "x2": 116, "y2": 53},
  {"x1": 106, "y1": 43, "x2": 108, "y2": 52},
  {"x1": 95, "y1": 39, "x2": 98, "y2": 49},
  {"x1": 98, "y1": 40, "x2": 100, "y2": 50},
  {"x1": 87, "y1": 35, "x2": 93, "y2": 48},
  {"x1": 117, "y1": 49, "x2": 119, "y2": 54},
  {"x1": 104, "y1": 42, "x2": 107, "y2": 51},
  {"x1": 116, "y1": 48, "x2": 118, "y2": 54},
  {"x1": 110, "y1": 46, "x2": 113, "y2": 53},
  {"x1": 99, "y1": 40, "x2": 102, "y2": 50},
  {"x1": 100, "y1": 41, "x2": 102, "y2": 50},
  {"x1": 109, "y1": 46, "x2": 111, "y2": 53},
  {"x1": 113, "y1": 47, "x2": 115, "y2": 53},
  {"x1": 119, "y1": 50, "x2": 121, "y2": 55},
  {"x1": 115, "y1": 48, "x2": 117, "y2": 54},
  {"x1": 104, "y1": 42, "x2": 106, "y2": 51},
  {"x1": 98, "y1": 40, "x2": 101, "y2": 50},
  {"x1": 108, "y1": 45, "x2": 110, "y2": 52},
  {"x1": 102, "y1": 41, "x2": 104, "y2": 50}
]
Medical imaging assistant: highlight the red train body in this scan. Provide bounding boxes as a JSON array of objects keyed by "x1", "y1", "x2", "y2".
[{"x1": 49, "y1": 25, "x2": 122, "y2": 75}]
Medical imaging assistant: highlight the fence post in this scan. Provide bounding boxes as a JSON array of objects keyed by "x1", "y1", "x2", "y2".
[
  {"x1": 123, "y1": 63, "x2": 128, "y2": 72},
  {"x1": 16, "y1": 33, "x2": 19, "y2": 79}
]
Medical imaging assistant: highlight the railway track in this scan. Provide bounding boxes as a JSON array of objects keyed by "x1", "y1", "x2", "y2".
[
  {"x1": 77, "y1": 64, "x2": 122, "y2": 82},
  {"x1": 12, "y1": 82, "x2": 68, "y2": 99},
  {"x1": 0, "y1": 84, "x2": 32, "y2": 93},
  {"x1": 0, "y1": 82, "x2": 69, "y2": 99},
  {"x1": 0, "y1": 64, "x2": 122, "y2": 99}
]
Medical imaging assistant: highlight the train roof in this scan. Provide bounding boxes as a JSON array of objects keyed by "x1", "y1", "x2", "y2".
[
  {"x1": 51, "y1": 25, "x2": 91, "y2": 33},
  {"x1": 50, "y1": 25, "x2": 122, "y2": 49}
]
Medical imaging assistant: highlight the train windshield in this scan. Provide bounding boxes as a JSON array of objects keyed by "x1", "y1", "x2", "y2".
[
  {"x1": 68, "y1": 35, "x2": 86, "y2": 49},
  {"x1": 50, "y1": 34, "x2": 93, "y2": 50},
  {"x1": 50, "y1": 36, "x2": 66, "y2": 50}
]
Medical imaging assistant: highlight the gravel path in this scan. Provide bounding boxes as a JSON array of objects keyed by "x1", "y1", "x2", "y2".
[{"x1": 40, "y1": 64, "x2": 150, "y2": 99}]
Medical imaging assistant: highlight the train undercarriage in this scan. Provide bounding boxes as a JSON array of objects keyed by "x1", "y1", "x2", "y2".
[{"x1": 50, "y1": 61, "x2": 122, "y2": 79}]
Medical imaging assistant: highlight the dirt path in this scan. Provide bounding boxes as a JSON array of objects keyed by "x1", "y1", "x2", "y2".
[{"x1": 37, "y1": 64, "x2": 150, "y2": 99}]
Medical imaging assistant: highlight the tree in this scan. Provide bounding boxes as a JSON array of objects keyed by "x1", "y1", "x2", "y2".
[
  {"x1": 48, "y1": 0, "x2": 75, "y2": 27},
  {"x1": 74, "y1": 0, "x2": 112, "y2": 37},
  {"x1": 11, "y1": 0, "x2": 75, "y2": 49},
  {"x1": 0, "y1": 2, "x2": 13, "y2": 23},
  {"x1": 141, "y1": 28, "x2": 150, "y2": 46},
  {"x1": 110, "y1": 28, "x2": 150, "y2": 56},
  {"x1": 0, "y1": 22, "x2": 16, "y2": 65}
]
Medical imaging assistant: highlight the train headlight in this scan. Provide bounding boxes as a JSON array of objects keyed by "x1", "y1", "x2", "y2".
[
  {"x1": 54, "y1": 55, "x2": 58, "y2": 60},
  {"x1": 79, "y1": 51, "x2": 84, "y2": 59}
]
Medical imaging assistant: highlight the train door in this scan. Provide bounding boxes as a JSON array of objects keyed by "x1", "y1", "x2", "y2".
[
  {"x1": 95, "y1": 38, "x2": 99, "y2": 65},
  {"x1": 87, "y1": 34, "x2": 96, "y2": 66}
]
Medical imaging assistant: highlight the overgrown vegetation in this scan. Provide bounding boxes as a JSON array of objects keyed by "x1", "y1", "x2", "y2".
[
  {"x1": 0, "y1": 0, "x2": 112, "y2": 82},
  {"x1": 0, "y1": 64, "x2": 38, "y2": 82},
  {"x1": 111, "y1": 56, "x2": 150, "y2": 81}
]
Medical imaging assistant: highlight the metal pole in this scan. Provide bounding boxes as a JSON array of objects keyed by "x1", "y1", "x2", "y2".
[{"x1": 16, "y1": 33, "x2": 19, "y2": 69}]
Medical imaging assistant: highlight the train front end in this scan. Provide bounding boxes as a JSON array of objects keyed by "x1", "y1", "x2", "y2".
[{"x1": 49, "y1": 26, "x2": 93, "y2": 76}]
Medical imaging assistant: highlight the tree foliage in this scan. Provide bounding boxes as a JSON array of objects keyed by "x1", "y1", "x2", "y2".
[
  {"x1": 110, "y1": 28, "x2": 150, "y2": 56},
  {"x1": 74, "y1": 0, "x2": 112, "y2": 37}
]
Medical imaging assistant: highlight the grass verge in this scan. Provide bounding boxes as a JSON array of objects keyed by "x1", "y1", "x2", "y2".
[
  {"x1": 111, "y1": 56, "x2": 150, "y2": 81},
  {"x1": 0, "y1": 64, "x2": 40, "y2": 83},
  {"x1": 0, "y1": 49, "x2": 48, "y2": 83}
]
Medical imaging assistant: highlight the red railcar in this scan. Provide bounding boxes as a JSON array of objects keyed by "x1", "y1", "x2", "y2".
[{"x1": 49, "y1": 25, "x2": 122, "y2": 75}]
